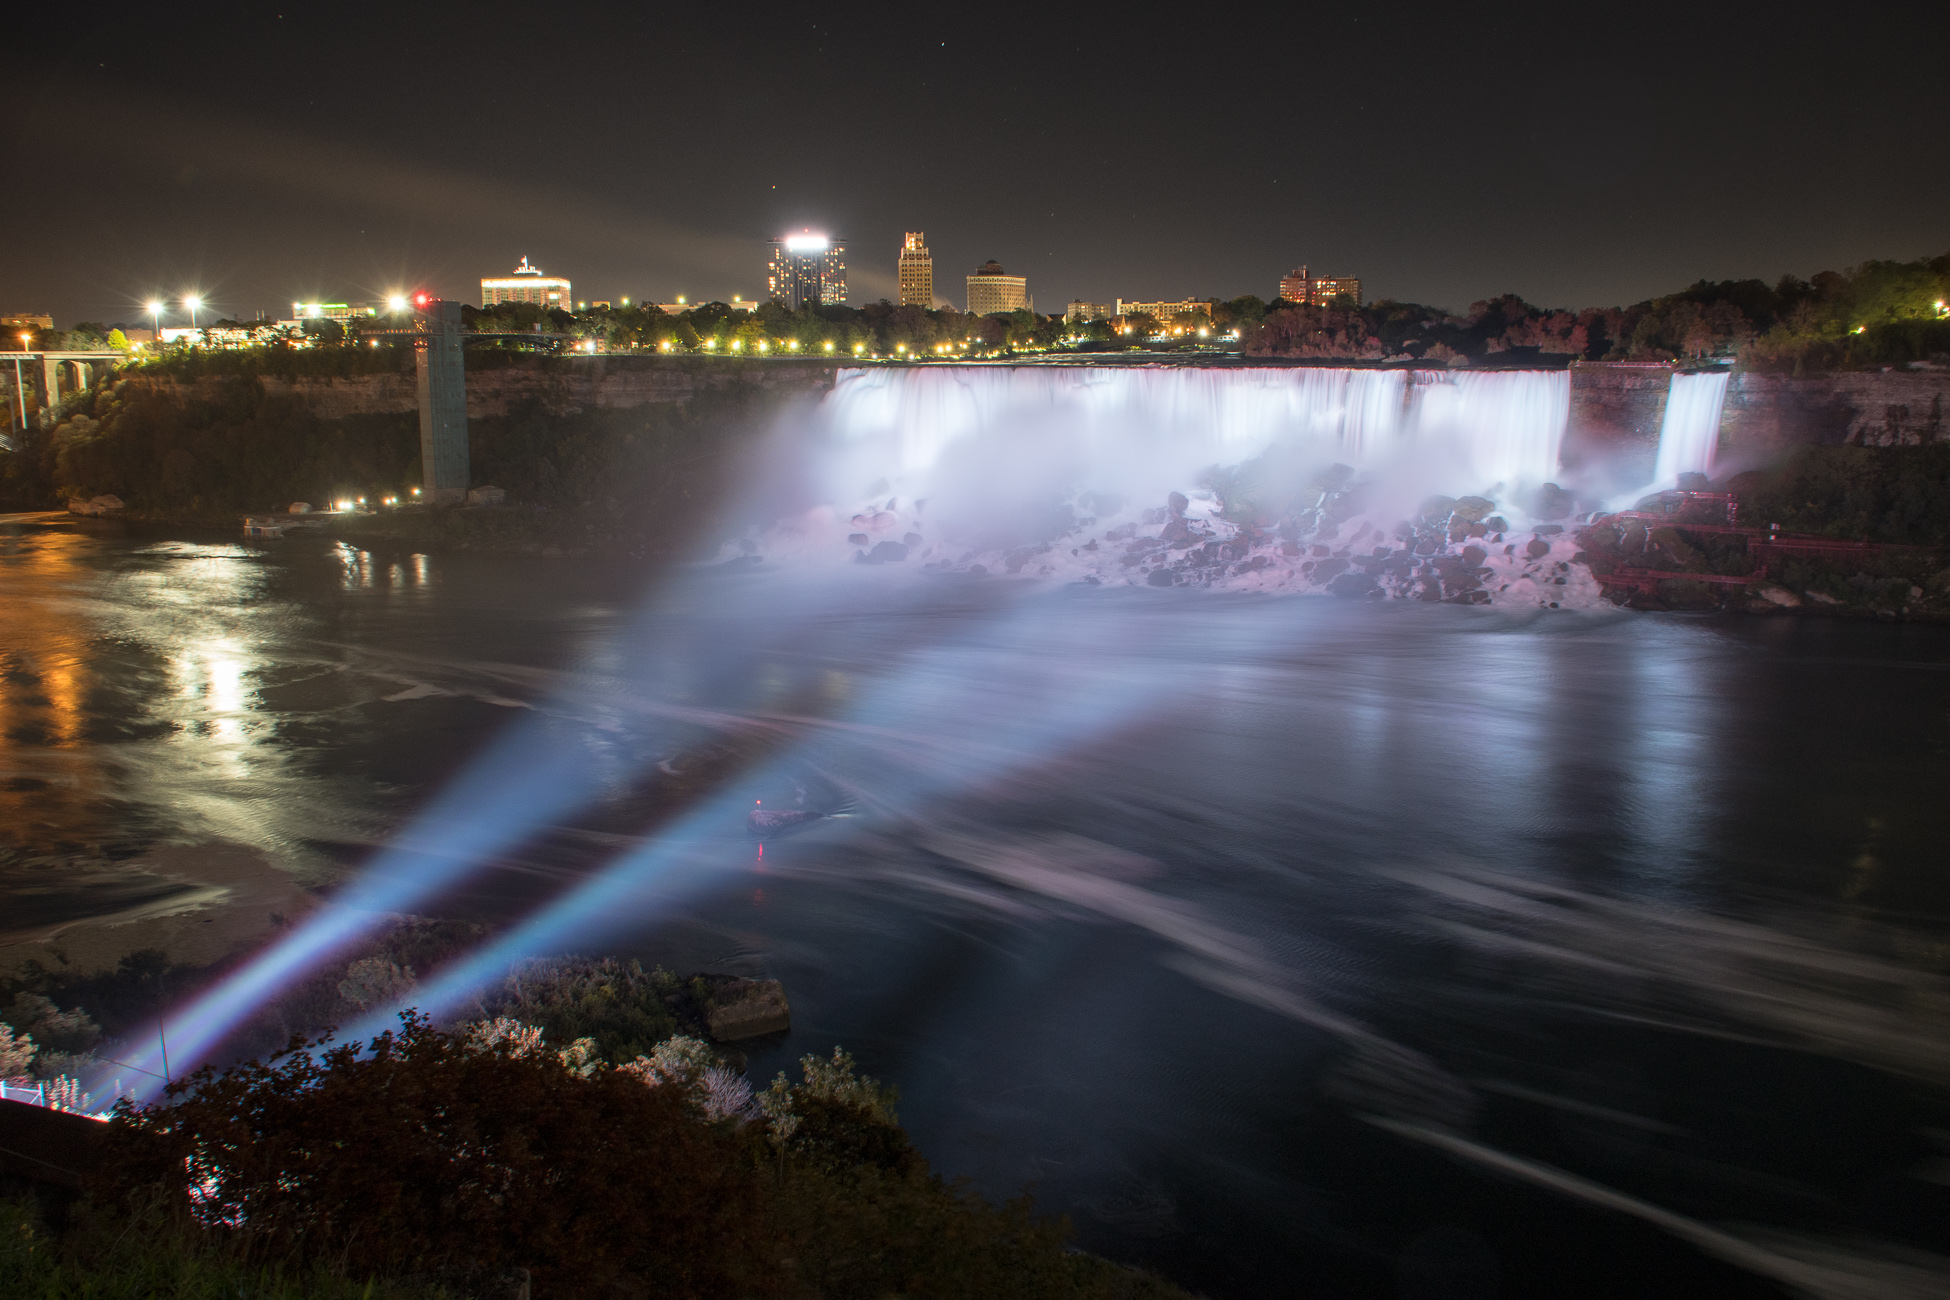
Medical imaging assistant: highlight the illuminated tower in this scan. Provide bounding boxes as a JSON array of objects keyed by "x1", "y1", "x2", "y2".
[
  {"x1": 898, "y1": 232, "x2": 934, "y2": 308},
  {"x1": 767, "y1": 232, "x2": 847, "y2": 309}
]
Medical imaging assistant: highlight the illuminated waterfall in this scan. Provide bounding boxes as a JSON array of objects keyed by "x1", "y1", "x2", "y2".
[
  {"x1": 1651, "y1": 370, "x2": 1731, "y2": 485},
  {"x1": 817, "y1": 365, "x2": 1569, "y2": 506}
]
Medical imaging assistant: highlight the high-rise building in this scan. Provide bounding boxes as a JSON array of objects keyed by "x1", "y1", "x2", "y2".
[
  {"x1": 966, "y1": 260, "x2": 1030, "y2": 316},
  {"x1": 482, "y1": 257, "x2": 572, "y2": 310},
  {"x1": 1277, "y1": 266, "x2": 1361, "y2": 306},
  {"x1": 768, "y1": 232, "x2": 847, "y2": 309},
  {"x1": 898, "y1": 232, "x2": 934, "y2": 308}
]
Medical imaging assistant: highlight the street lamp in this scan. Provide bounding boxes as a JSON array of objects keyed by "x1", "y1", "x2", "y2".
[
  {"x1": 147, "y1": 300, "x2": 165, "y2": 344},
  {"x1": 184, "y1": 295, "x2": 203, "y2": 331}
]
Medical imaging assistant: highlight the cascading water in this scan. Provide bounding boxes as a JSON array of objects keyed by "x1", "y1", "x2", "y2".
[
  {"x1": 751, "y1": 364, "x2": 1592, "y2": 607},
  {"x1": 1650, "y1": 369, "x2": 1731, "y2": 486}
]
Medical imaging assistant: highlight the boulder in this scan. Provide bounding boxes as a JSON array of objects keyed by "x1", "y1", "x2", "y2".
[
  {"x1": 1461, "y1": 545, "x2": 1488, "y2": 567},
  {"x1": 1417, "y1": 496, "x2": 1458, "y2": 525},
  {"x1": 1167, "y1": 491, "x2": 1189, "y2": 517},
  {"x1": 865, "y1": 541, "x2": 909, "y2": 563},
  {"x1": 1748, "y1": 581, "x2": 1801, "y2": 608},
  {"x1": 67, "y1": 498, "x2": 103, "y2": 516},
  {"x1": 1529, "y1": 483, "x2": 1574, "y2": 520},
  {"x1": 847, "y1": 532, "x2": 869, "y2": 545},
  {"x1": 706, "y1": 979, "x2": 791, "y2": 1042},
  {"x1": 1160, "y1": 517, "x2": 1191, "y2": 543},
  {"x1": 1146, "y1": 568, "x2": 1176, "y2": 587},
  {"x1": 1525, "y1": 538, "x2": 1552, "y2": 559},
  {"x1": 1676, "y1": 471, "x2": 1711, "y2": 491},
  {"x1": 1311, "y1": 556, "x2": 1351, "y2": 583},
  {"x1": 1484, "y1": 516, "x2": 1508, "y2": 533},
  {"x1": 1327, "y1": 571, "x2": 1379, "y2": 598},
  {"x1": 1451, "y1": 496, "x2": 1496, "y2": 523},
  {"x1": 89, "y1": 495, "x2": 125, "y2": 511}
]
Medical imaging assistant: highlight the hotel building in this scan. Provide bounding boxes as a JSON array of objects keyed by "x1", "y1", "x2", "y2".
[
  {"x1": 1277, "y1": 266, "x2": 1362, "y2": 306},
  {"x1": 966, "y1": 261, "x2": 1030, "y2": 316},
  {"x1": 768, "y1": 232, "x2": 847, "y2": 309},
  {"x1": 898, "y1": 232, "x2": 934, "y2": 308},
  {"x1": 1065, "y1": 301, "x2": 1114, "y2": 322},
  {"x1": 481, "y1": 257, "x2": 572, "y2": 310},
  {"x1": 1114, "y1": 298, "x2": 1211, "y2": 321}
]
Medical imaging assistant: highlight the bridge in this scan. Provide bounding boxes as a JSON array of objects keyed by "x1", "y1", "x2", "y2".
[{"x1": 3, "y1": 349, "x2": 127, "y2": 435}]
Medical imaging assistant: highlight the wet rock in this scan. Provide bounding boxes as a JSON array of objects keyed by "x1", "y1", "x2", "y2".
[
  {"x1": 1445, "y1": 589, "x2": 1492, "y2": 605},
  {"x1": 1461, "y1": 545, "x2": 1488, "y2": 567},
  {"x1": 1466, "y1": 522, "x2": 1488, "y2": 539},
  {"x1": 1748, "y1": 581, "x2": 1801, "y2": 608},
  {"x1": 1451, "y1": 496, "x2": 1496, "y2": 523},
  {"x1": 1676, "y1": 471, "x2": 1711, "y2": 491},
  {"x1": 1161, "y1": 517, "x2": 1192, "y2": 543},
  {"x1": 1146, "y1": 568, "x2": 1177, "y2": 587},
  {"x1": 1312, "y1": 556, "x2": 1351, "y2": 583},
  {"x1": 1004, "y1": 547, "x2": 1042, "y2": 573},
  {"x1": 1281, "y1": 541, "x2": 1302, "y2": 557},
  {"x1": 1167, "y1": 491, "x2": 1189, "y2": 517},
  {"x1": 1525, "y1": 538, "x2": 1552, "y2": 559},
  {"x1": 1484, "y1": 516, "x2": 1507, "y2": 533},
  {"x1": 1105, "y1": 523, "x2": 1137, "y2": 541},
  {"x1": 1534, "y1": 524, "x2": 1564, "y2": 536},
  {"x1": 1328, "y1": 571, "x2": 1379, "y2": 598},
  {"x1": 967, "y1": 564, "x2": 988, "y2": 576},
  {"x1": 1233, "y1": 555, "x2": 1271, "y2": 573},
  {"x1": 706, "y1": 979, "x2": 791, "y2": 1041},
  {"x1": 864, "y1": 541, "x2": 908, "y2": 563},
  {"x1": 1413, "y1": 536, "x2": 1440, "y2": 556},
  {"x1": 1529, "y1": 482, "x2": 1574, "y2": 520},
  {"x1": 903, "y1": 532, "x2": 922, "y2": 546},
  {"x1": 1417, "y1": 495, "x2": 1458, "y2": 525},
  {"x1": 847, "y1": 532, "x2": 869, "y2": 545}
]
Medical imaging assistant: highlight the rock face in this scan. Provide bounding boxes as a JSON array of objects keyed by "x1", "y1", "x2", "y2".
[
  {"x1": 466, "y1": 485, "x2": 507, "y2": 507},
  {"x1": 706, "y1": 979, "x2": 791, "y2": 1042}
]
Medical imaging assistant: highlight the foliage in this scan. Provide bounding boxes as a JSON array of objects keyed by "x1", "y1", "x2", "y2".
[
  {"x1": 0, "y1": 1021, "x2": 35, "y2": 1076},
  {"x1": 104, "y1": 1014, "x2": 763, "y2": 1295},
  {"x1": 482, "y1": 956, "x2": 684, "y2": 1064},
  {"x1": 618, "y1": 1034, "x2": 757, "y2": 1122},
  {"x1": 0, "y1": 1196, "x2": 455, "y2": 1299},
  {"x1": 1728, "y1": 445, "x2": 1950, "y2": 545},
  {"x1": 91, "y1": 1018, "x2": 1196, "y2": 1299}
]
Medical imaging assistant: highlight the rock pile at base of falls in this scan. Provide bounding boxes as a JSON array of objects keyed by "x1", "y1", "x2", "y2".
[{"x1": 773, "y1": 477, "x2": 1610, "y2": 610}]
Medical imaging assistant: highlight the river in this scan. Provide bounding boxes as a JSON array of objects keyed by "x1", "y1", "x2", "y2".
[{"x1": 5, "y1": 510, "x2": 1950, "y2": 1299}]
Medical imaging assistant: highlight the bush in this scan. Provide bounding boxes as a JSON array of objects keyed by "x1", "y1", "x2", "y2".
[
  {"x1": 103, "y1": 1014, "x2": 761, "y2": 1295},
  {"x1": 93, "y1": 1020, "x2": 1196, "y2": 1299}
]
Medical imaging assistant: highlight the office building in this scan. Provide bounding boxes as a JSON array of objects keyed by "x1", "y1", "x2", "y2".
[
  {"x1": 1278, "y1": 266, "x2": 1361, "y2": 306},
  {"x1": 768, "y1": 232, "x2": 847, "y2": 309},
  {"x1": 1065, "y1": 301, "x2": 1114, "y2": 322},
  {"x1": 1114, "y1": 298, "x2": 1211, "y2": 321},
  {"x1": 291, "y1": 301, "x2": 383, "y2": 325},
  {"x1": 652, "y1": 296, "x2": 756, "y2": 315},
  {"x1": 966, "y1": 261, "x2": 1030, "y2": 316},
  {"x1": 898, "y1": 232, "x2": 934, "y2": 308},
  {"x1": 481, "y1": 257, "x2": 572, "y2": 310}
]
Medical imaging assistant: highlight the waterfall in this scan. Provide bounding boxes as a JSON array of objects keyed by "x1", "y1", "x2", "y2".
[
  {"x1": 817, "y1": 365, "x2": 1567, "y2": 508},
  {"x1": 1651, "y1": 370, "x2": 1730, "y2": 485}
]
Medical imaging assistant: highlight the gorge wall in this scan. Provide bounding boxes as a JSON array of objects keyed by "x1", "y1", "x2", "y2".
[{"x1": 115, "y1": 355, "x2": 1950, "y2": 478}]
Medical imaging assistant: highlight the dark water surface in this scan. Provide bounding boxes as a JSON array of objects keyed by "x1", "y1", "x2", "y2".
[{"x1": 6, "y1": 512, "x2": 1950, "y2": 1298}]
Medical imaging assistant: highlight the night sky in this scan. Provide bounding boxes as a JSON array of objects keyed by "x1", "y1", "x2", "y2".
[{"x1": 3, "y1": 3, "x2": 1944, "y2": 326}]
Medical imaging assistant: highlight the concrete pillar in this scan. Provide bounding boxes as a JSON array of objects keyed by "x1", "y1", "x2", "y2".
[
  {"x1": 41, "y1": 358, "x2": 60, "y2": 412},
  {"x1": 414, "y1": 302, "x2": 469, "y2": 505}
]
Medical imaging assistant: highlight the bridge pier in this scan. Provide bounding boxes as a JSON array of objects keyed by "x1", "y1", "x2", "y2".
[{"x1": 414, "y1": 301, "x2": 469, "y2": 505}]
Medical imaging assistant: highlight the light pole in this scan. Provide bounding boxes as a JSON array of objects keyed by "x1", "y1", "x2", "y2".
[
  {"x1": 184, "y1": 295, "x2": 202, "y2": 335},
  {"x1": 148, "y1": 299, "x2": 165, "y2": 347}
]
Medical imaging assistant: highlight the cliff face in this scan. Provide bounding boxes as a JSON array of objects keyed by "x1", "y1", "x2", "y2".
[
  {"x1": 127, "y1": 356, "x2": 842, "y2": 420},
  {"x1": 1567, "y1": 363, "x2": 1950, "y2": 481}
]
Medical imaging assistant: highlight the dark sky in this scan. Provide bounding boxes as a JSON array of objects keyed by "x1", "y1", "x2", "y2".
[{"x1": 3, "y1": 2, "x2": 1944, "y2": 326}]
